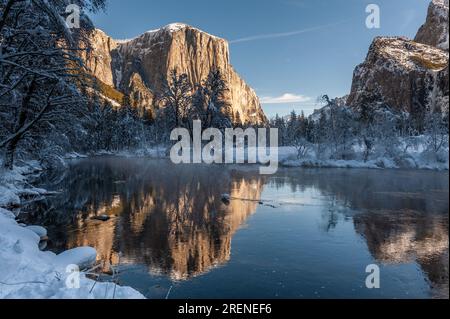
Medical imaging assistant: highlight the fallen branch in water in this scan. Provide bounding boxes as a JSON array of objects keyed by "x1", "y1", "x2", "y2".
[
  {"x1": 165, "y1": 285, "x2": 173, "y2": 299},
  {"x1": 228, "y1": 196, "x2": 315, "y2": 208}
]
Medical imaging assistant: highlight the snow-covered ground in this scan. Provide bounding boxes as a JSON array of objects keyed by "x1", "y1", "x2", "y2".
[
  {"x1": 0, "y1": 161, "x2": 144, "y2": 299},
  {"x1": 64, "y1": 146, "x2": 167, "y2": 160},
  {"x1": 61, "y1": 134, "x2": 449, "y2": 171},
  {"x1": 223, "y1": 137, "x2": 448, "y2": 170},
  {"x1": 276, "y1": 147, "x2": 449, "y2": 170}
]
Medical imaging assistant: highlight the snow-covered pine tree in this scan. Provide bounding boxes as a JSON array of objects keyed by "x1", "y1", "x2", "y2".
[{"x1": 192, "y1": 68, "x2": 231, "y2": 130}]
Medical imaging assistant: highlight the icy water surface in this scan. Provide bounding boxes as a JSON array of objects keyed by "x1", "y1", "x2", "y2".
[{"x1": 30, "y1": 157, "x2": 449, "y2": 299}]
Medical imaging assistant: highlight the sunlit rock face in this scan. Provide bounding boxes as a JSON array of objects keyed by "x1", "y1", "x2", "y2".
[
  {"x1": 347, "y1": 1, "x2": 449, "y2": 114},
  {"x1": 347, "y1": 37, "x2": 449, "y2": 113},
  {"x1": 81, "y1": 29, "x2": 118, "y2": 87},
  {"x1": 415, "y1": 0, "x2": 449, "y2": 51},
  {"x1": 81, "y1": 24, "x2": 267, "y2": 126}
]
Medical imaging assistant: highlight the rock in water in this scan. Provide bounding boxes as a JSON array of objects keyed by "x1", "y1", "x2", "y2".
[
  {"x1": 81, "y1": 23, "x2": 267, "y2": 126},
  {"x1": 221, "y1": 194, "x2": 231, "y2": 205}
]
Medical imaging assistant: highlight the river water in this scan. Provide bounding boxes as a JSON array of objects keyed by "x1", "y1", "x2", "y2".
[{"x1": 29, "y1": 157, "x2": 449, "y2": 299}]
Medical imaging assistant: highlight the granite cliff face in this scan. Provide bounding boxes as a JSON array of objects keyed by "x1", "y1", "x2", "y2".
[
  {"x1": 347, "y1": 37, "x2": 449, "y2": 113},
  {"x1": 415, "y1": 0, "x2": 449, "y2": 51},
  {"x1": 347, "y1": 1, "x2": 449, "y2": 114},
  {"x1": 83, "y1": 23, "x2": 267, "y2": 125},
  {"x1": 82, "y1": 29, "x2": 118, "y2": 88}
]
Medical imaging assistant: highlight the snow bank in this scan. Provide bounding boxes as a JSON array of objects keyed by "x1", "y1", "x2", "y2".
[
  {"x1": 0, "y1": 163, "x2": 145, "y2": 299},
  {"x1": 25, "y1": 225, "x2": 47, "y2": 238},
  {"x1": 64, "y1": 146, "x2": 168, "y2": 160},
  {"x1": 0, "y1": 210, "x2": 144, "y2": 299},
  {"x1": 54, "y1": 247, "x2": 97, "y2": 270},
  {"x1": 0, "y1": 185, "x2": 21, "y2": 208},
  {"x1": 61, "y1": 143, "x2": 448, "y2": 171},
  {"x1": 0, "y1": 207, "x2": 144, "y2": 299}
]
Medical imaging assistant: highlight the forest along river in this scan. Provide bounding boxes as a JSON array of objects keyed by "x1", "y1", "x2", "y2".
[{"x1": 26, "y1": 157, "x2": 449, "y2": 299}]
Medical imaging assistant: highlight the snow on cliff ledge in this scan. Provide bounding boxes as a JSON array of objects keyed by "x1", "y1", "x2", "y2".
[{"x1": 116, "y1": 22, "x2": 221, "y2": 44}]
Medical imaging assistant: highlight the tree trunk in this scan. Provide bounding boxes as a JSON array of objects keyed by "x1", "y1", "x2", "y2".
[
  {"x1": 0, "y1": 0, "x2": 17, "y2": 34},
  {"x1": 3, "y1": 136, "x2": 18, "y2": 170},
  {"x1": 1, "y1": 77, "x2": 37, "y2": 169}
]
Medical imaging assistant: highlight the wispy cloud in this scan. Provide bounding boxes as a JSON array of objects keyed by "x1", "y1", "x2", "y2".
[
  {"x1": 260, "y1": 93, "x2": 311, "y2": 104},
  {"x1": 399, "y1": 9, "x2": 416, "y2": 32},
  {"x1": 229, "y1": 20, "x2": 349, "y2": 44}
]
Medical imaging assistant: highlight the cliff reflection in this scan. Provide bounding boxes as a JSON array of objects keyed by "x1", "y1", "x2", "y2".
[
  {"x1": 45, "y1": 158, "x2": 264, "y2": 280},
  {"x1": 272, "y1": 169, "x2": 449, "y2": 298}
]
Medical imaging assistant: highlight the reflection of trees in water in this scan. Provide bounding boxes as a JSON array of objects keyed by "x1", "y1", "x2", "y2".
[{"x1": 35, "y1": 158, "x2": 265, "y2": 280}]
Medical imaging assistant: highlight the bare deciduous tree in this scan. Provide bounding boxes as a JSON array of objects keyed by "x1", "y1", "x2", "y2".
[{"x1": 0, "y1": 0, "x2": 106, "y2": 168}]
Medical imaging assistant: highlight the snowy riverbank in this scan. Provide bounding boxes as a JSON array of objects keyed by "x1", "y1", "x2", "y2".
[
  {"x1": 275, "y1": 133, "x2": 449, "y2": 170},
  {"x1": 277, "y1": 147, "x2": 449, "y2": 170},
  {"x1": 67, "y1": 140, "x2": 449, "y2": 171},
  {"x1": 0, "y1": 161, "x2": 144, "y2": 299},
  {"x1": 65, "y1": 146, "x2": 168, "y2": 160}
]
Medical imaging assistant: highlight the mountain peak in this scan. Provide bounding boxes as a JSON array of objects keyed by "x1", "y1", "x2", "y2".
[
  {"x1": 117, "y1": 23, "x2": 222, "y2": 45},
  {"x1": 141, "y1": 22, "x2": 190, "y2": 36},
  {"x1": 369, "y1": 36, "x2": 448, "y2": 71},
  {"x1": 415, "y1": 0, "x2": 449, "y2": 51},
  {"x1": 162, "y1": 22, "x2": 190, "y2": 31},
  {"x1": 83, "y1": 23, "x2": 266, "y2": 126},
  {"x1": 347, "y1": 35, "x2": 449, "y2": 113}
]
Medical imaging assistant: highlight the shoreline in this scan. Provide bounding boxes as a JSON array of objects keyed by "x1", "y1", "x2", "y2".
[
  {"x1": 63, "y1": 145, "x2": 450, "y2": 172},
  {"x1": 0, "y1": 160, "x2": 145, "y2": 299}
]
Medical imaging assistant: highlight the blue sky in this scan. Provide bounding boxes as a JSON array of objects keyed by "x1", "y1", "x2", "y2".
[{"x1": 91, "y1": 0, "x2": 430, "y2": 117}]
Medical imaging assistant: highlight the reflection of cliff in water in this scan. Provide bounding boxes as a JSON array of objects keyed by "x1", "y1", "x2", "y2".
[
  {"x1": 273, "y1": 169, "x2": 449, "y2": 298},
  {"x1": 354, "y1": 210, "x2": 448, "y2": 298},
  {"x1": 39, "y1": 158, "x2": 265, "y2": 280}
]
